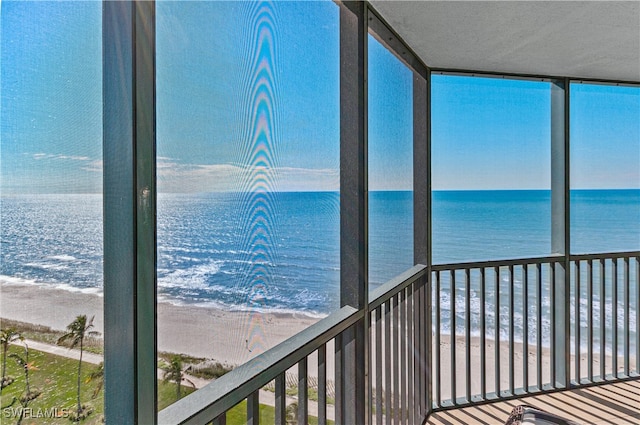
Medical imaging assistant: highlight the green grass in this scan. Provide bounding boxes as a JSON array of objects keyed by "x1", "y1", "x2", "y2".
[
  {"x1": 223, "y1": 401, "x2": 332, "y2": 425},
  {"x1": 284, "y1": 386, "x2": 335, "y2": 406},
  {"x1": 1, "y1": 345, "x2": 331, "y2": 424},
  {"x1": 0, "y1": 346, "x2": 195, "y2": 424},
  {"x1": 157, "y1": 380, "x2": 196, "y2": 411},
  {"x1": 0, "y1": 345, "x2": 105, "y2": 424}
]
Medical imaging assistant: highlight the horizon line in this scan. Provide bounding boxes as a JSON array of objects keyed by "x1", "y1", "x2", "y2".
[{"x1": 2, "y1": 187, "x2": 640, "y2": 196}]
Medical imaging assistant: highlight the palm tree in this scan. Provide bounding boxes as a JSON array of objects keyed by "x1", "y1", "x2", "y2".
[
  {"x1": 10, "y1": 342, "x2": 41, "y2": 425},
  {"x1": 0, "y1": 327, "x2": 23, "y2": 392},
  {"x1": 160, "y1": 355, "x2": 195, "y2": 401},
  {"x1": 10, "y1": 342, "x2": 39, "y2": 402},
  {"x1": 57, "y1": 315, "x2": 99, "y2": 419}
]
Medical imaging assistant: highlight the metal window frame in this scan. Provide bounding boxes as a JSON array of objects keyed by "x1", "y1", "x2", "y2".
[
  {"x1": 550, "y1": 78, "x2": 571, "y2": 388},
  {"x1": 101, "y1": 0, "x2": 639, "y2": 422},
  {"x1": 103, "y1": 1, "x2": 157, "y2": 424},
  {"x1": 338, "y1": 2, "x2": 368, "y2": 423}
]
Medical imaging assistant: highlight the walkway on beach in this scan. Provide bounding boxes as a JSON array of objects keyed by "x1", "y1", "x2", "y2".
[{"x1": 20, "y1": 339, "x2": 104, "y2": 365}]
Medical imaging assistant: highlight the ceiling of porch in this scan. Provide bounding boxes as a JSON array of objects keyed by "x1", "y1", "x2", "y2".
[{"x1": 369, "y1": 1, "x2": 640, "y2": 82}]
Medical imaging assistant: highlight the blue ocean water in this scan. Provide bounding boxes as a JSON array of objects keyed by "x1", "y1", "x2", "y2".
[
  {"x1": 1, "y1": 190, "x2": 639, "y2": 343},
  {"x1": 155, "y1": 192, "x2": 340, "y2": 315}
]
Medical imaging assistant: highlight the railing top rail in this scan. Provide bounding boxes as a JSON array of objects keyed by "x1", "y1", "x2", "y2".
[
  {"x1": 368, "y1": 264, "x2": 427, "y2": 310},
  {"x1": 431, "y1": 255, "x2": 563, "y2": 271},
  {"x1": 158, "y1": 305, "x2": 362, "y2": 425},
  {"x1": 430, "y1": 251, "x2": 640, "y2": 271},
  {"x1": 570, "y1": 251, "x2": 640, "y2": 261}
]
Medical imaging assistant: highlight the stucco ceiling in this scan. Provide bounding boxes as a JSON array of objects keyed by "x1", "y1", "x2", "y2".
[{"x1": 369, "y1": 1, "x2": 640, "y2": 82}]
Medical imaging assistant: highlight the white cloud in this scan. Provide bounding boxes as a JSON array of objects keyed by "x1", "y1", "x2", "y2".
[
  {"x1": 32, "y1": 153, "x2": 92, "y2": 162},
  {"x1": 26, "y1": 154, "x2": 339, "y2": 192},
  {"x1": 158, "y1": 162, "x2": 339, "y2": 193},
  {"x1": 81, "y1": 160, "x2": 103, "y2": 173}
]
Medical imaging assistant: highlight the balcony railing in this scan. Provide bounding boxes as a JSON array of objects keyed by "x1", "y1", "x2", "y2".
[
  {"x1": 431, "y1": 252, "x2": 640, "y2": 412},
  {"x1": 159, "y1": 251, "x2": 639, "y2": 424}
]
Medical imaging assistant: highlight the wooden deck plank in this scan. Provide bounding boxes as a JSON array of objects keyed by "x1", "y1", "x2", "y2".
[
  {"x1": 427, "y1": 380, "x2": 640, "y2": 425},
  {"x1": 567, "y1": 389, "x2": 640, "y2": 420}
]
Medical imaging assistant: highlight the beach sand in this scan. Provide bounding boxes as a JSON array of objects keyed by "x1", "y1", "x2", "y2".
[
  {"x1": 372, "y1": 332, "x2": 635, "y2": 403},
  {"x1": 0, "y1": 282, "x2": 319, "y2": 367},
  {"x1": 1, "y1": 282, "x2": 635, "y2": 402}
]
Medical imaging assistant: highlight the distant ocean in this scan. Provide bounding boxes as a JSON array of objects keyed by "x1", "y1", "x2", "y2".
[{"x1": 1, "y1": 190, "x2": 638, "y2": 346}]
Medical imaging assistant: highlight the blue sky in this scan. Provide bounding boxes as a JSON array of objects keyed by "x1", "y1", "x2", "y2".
[
  {"x1": 1, "y1": 1, "x2": 638, "y2": 194},
  {"x1": 1, "y1": 1, "x2": 102, "y2": 194},
  {"x1": 432, "y1": 76, "x2": 553, "y2": 190}
]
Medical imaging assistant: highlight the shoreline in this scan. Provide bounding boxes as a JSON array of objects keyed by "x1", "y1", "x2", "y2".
[
  {"x1": 0, "y1": 282, "x2": 319, "y2": 366},
  {"x1": 2, "y1": 282, "x2": 635, "y2": 396}
]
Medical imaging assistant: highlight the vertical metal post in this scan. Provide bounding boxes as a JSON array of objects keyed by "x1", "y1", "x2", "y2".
[
  {"x1": 536, "y1": 264, "x2": 542, "y2": 390},
  {"x1": 494, "y1": 267, "x2": 501, "y2": 395},
  {"x1": 508, "y1": 265, "x2": 515, "y2": 395},
  {"x1": 413, "y1": 64, "x2": 429, "y2": 267},
  {"x1": 465, "y1": 269, "x2": 471, "y2": 402},
  {"x1": 399, "y1": 290, "x2": 406, "y2": 424},
  {"x1": 375, "y1": 308, "x2": 382, "y2": 425},
  {"x1": 480, "y1": 268, "x2": 486, "y2": 398},
  {"x1": 550, "y1": 264, "x2": 556, "y2": 387},
  {"x1": 574, "y1": 261, "x2": 581, "y2": 382},
  {"x1": 587, "y1": 260, "x2": 593, "y2": 382},
  {"x1": 298, "y1": 359, "x2": 308, "y2": 424},
  {"x1": 103, "y1": 2, "x2": 157, "y2": 424},
  {"x1": 523, "y1": 264, "x2": 529, "y2": 391},
  {"x1": 275, "y1": 374, "x2": 286, "y2": 425},
  {"x1": 392, "y1": 296, "x2": 399, "y2": 423},
  {"x1": 340, "y1": 2, "x2": 367, "y2": 423},
  {"x1": 612, "y1": 259, "x2": 618, "y2": 377},
  {"x1": 385, "y1": 302, "x2": 392, "y2": 425},
  {"x1": 636, "y1": 256, "x2": 640, "y2": 375},
  {"x1": 247, "y1": 392, "x2": 260, "y2": 425},
  {"x1": 433, "y1": 273, "x2": 440, "y2": 408},
  {"x1": 318, "y1": 346, "x2": 327, "y2": 425},
  {"x1": 623, "y1": 257, "x2": 630, "y2": 377},
  {"x1": 599, "y1": 259, "x2": 606, "y2": 379},
  {"x1": 450, "y1": 270, "x2": 456, "y2": 402},
  {"x1": 551, "y1": 79, "x2": 570, "y2": 388},
  {"x1": 414, "y1": 65, "x2": 431, "y2": 419}
]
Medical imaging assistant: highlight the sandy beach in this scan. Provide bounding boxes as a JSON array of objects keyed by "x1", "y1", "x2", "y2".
[
  {"x1": 0, "y1": 282, "x2": 319, "y2": 367},
  {"x1": 1, "y1": 281, "x2": 635, "y2": 403}
]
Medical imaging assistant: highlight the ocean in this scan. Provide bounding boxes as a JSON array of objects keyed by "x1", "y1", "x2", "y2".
[{"x1": 1, "y1": 190, "x2": 638, "y2": 346}]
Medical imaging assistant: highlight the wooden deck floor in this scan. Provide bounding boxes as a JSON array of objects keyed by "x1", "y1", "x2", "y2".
[{"x1": 428, "y1": 379, "x2": 640, "y2": 425}]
